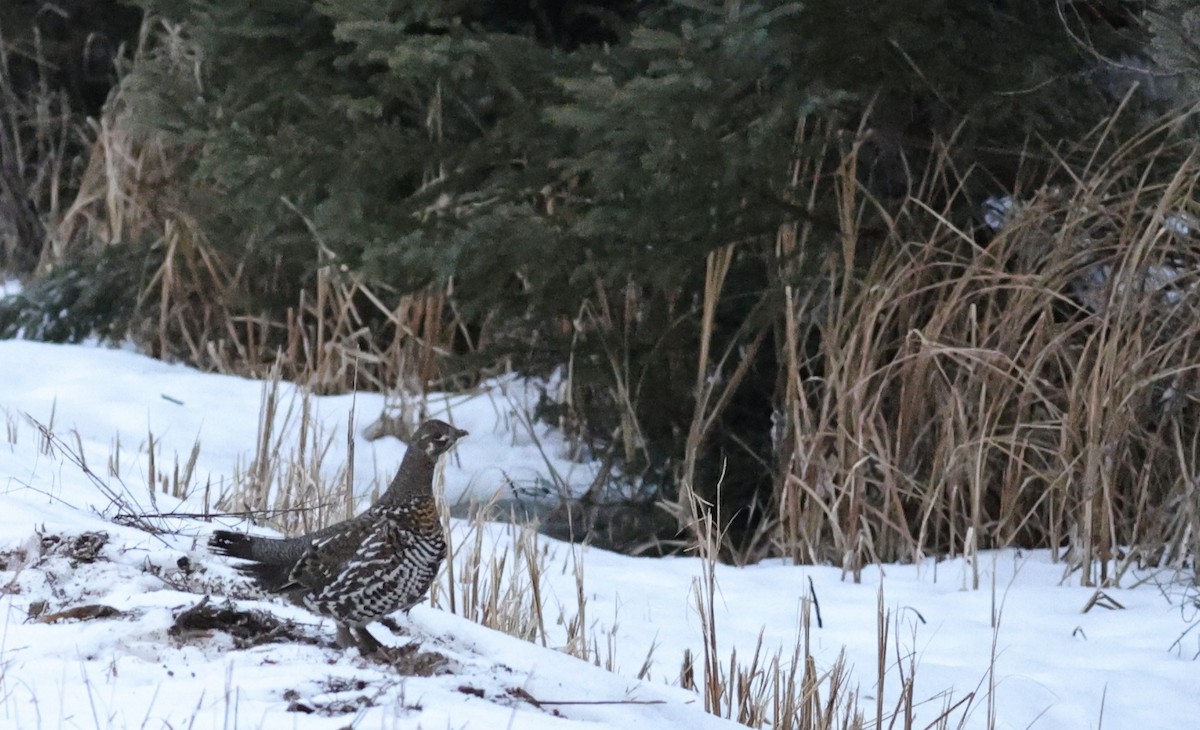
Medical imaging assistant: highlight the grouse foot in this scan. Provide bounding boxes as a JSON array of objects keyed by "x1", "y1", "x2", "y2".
[{"x1": 336, "y1": 624, "x2": 384, "y2": 655}]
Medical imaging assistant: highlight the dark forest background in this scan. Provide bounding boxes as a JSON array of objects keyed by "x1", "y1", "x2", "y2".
[{"x1": 4, "y1": 1, "x2": 1200, "y2": 575}]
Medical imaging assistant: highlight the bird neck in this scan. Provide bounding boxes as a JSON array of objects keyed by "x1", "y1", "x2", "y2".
[{"x1": 378, "y1": 449, "x2": 438, "y2": 505}]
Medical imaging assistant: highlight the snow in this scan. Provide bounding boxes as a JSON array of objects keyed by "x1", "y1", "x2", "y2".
[
  {"x1": 0, "y1": 339, "x2": 597, "y2": 512},
  {"x1": 0, "y1": 340, "x2": 1196, "y2": 729}
]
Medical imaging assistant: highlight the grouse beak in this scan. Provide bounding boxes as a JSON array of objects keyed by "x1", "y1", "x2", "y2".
[{"x1": 453, "y1": 427, "x2": 469, "y2": 443}]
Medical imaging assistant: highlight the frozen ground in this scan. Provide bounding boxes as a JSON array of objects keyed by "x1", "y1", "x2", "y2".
[{"x1": 0, "y1": 340, "x2": 1196, "y2": 729}]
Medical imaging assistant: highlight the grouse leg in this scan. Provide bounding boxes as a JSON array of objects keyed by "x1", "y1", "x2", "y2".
[
  {"x1": 335, "y1": 623, "x2": 357, "y2": 649},
  {"x1": 377, "y1": 615, "x2": 408, "y2": 636},
  {"x1": 354, "y1": 625, "x2": 384, "y2": 655}
]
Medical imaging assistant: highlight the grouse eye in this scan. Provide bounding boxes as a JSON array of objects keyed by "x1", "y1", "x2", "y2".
[{"x1": 421, "y1": 431, "x2": 451, "y2": 455}]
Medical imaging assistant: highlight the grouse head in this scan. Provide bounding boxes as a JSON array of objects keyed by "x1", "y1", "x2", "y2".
[{"x1": 412, "y1": 419, "x2": 468, "y2": 459}]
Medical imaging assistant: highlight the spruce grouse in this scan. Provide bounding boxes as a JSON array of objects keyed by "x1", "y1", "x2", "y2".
[{"x1": 208, "y1": 418, "x2": 467, "y2": 654}]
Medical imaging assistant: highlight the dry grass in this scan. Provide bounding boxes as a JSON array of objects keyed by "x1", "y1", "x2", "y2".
[
  {"x1": 10, "y1": 15, "x2": 1200, "y2": 590},
  {"x1": 444, "y1": 498, "x2": 881, "y2": 729},
  {"x1": 1, "y1": 17, "x2": 461, "y2": 397},
  {"x1": 6, "y1": 16, "x2": 1196, "y2": 728},
  {"x1": 434, "y1": 505, "x2": 552, "y2": 646},
  {"x1": 15, "y1": 386, "x2": 1107, "y2": 730},
  {"x1": 0, "y1": 22, "x2": 80, "y2": 275},
  {"x1": 209, "y1": 368, "x2": 372, "y2": 536},
  {"x1": 675, "y1": 479, "x2": 991, "y2": 729},
  {"x1": 67, "y1": 85, "x2": 459, "y2": 394},
  {"x1": 7, "y1": 5, "x2": 1200, "y2": 595},
  {"x1": 760, "y1": 112, "x2": 1200, "y2": 584}
]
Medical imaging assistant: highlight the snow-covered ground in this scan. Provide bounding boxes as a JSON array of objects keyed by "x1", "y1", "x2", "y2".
[{"x1": 0, "y1": 340, "x2": 1196, "y2": 729}]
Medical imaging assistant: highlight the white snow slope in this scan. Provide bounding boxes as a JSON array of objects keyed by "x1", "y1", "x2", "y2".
[{"x1": 0, "y1": 340, "x2": 1196, "y2": 729}]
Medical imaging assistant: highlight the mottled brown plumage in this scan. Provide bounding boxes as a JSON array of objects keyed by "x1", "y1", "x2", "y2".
[{"x1": 209, "y1": 418, "x2": 467, "y2": 654}]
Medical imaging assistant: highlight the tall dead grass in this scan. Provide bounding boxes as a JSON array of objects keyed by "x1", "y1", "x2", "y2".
[
  {"x1": 68, "y1": 94, "x2": 457, "y2": 393},
  {"x1": 0, "y1": 22, "x2": 79, "y2": 274},
  {"x1": 766, "y1": 113, "x2": 1200, "y2": 584},
  {"x1": 12, "y1": 13, "x2": 1200, "y2": 587},
  {"x1": 8, "y1": 17, "x2": 459, "y2": 396}
]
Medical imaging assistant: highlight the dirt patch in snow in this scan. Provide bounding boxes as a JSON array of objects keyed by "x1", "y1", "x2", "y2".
[{"x1": 170, "y1": 595, "x2": 320, "y2": 648}]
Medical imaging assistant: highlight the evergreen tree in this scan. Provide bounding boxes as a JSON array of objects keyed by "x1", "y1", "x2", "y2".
[
  {"x1": 103, "y1": 0, "x2": 1157, "y2": 547},
  {"x1": 1149, "y1": 0, "x2": 1200, "y2": 101},
  {"x1": 0, "y1": 0, "x2": 141, "y2": 274}
]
